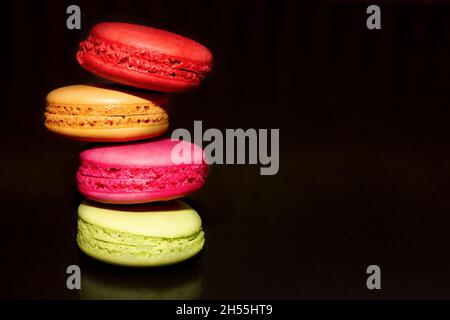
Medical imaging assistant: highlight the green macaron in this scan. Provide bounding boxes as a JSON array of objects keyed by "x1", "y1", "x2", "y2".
[{"x1": 77, "y1": 200, "x2": 205, "y2": 267}]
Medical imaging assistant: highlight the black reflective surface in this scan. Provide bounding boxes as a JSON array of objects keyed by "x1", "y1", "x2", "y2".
[{"x1": 3, "y1": 0, "x2": 450, "y2": 299}]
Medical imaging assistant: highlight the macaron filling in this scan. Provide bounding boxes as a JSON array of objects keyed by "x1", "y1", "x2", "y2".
[
  {"x1": 45, "y1": 102, "x2": 167, "y2": 116},
  {"x1": 44, "y1": 113, "x2": 168, "y2": 128},
  {"x1": 77, "y1": 217, "x2": 205, "y2": 258},
  {"x1": 78, "y1": 36, "x2": 211, "y2": 82},
  {"x1": 77, "y1": 162, "x2": 208, "y2": 193}
]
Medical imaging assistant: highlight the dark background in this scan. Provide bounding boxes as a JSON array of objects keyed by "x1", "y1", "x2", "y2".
[{"x1": 2, "y1": 0, "x2": 450, "y2": 299}]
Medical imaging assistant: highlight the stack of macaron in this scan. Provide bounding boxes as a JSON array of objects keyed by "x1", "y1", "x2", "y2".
[{"x1": 44, "y1": 22, "x2": 213, "y2": 267}]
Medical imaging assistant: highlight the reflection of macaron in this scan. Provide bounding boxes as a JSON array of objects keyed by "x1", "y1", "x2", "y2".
[
  {"x1": 77, "y1": 139, "x2": 208, "y2": 204},
  {"x1": 80, "y1": 263, "x2": 203, "y2": 299},
  {"x1": 77, "y1": 22, "x2": 213, "y2": 92},
  {"x1": 81, "y1": 272, "x2": 203, "y2": 300},
  {"x1": 77, "y1": 200, "x2": 205, "y2": 267},
  {"x1": 44, "y1": 84, "x2": 169, "y2": 142}
]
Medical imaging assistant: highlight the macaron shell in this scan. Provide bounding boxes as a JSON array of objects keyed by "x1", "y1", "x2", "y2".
[
  {"x1": 46, "y1": 84, "x2": 168, "y2": 106},
  {"x1": 78, "y1": 199, "x2": 202, "y2": 237},
  {"x1": 79, "y1": 139, "x2": 204, "y2": 167},
  {"x1": 44, "y1": 124, "x2": 168, "y2": 142},
  {"x1": 78, "y1": 181, "x2": 205, "y2": 204},
  {"x1": 90, "y1": 22, "x2": 212, "y2": 63},
  {"x1": 78, "y1": 234, "x2": 204, "y2": 267}
]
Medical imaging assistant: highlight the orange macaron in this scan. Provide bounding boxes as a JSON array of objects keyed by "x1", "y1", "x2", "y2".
[{"x1": 44, "y1": 83, "x2": 169, "y2": 142}]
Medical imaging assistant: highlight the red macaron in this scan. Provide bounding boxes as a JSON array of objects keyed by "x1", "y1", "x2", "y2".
[{"x1": 77, "y1": 22, "x2": 213, "y2": 92}]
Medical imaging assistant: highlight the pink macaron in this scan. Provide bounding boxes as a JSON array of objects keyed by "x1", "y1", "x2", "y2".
[
  {"x1": 77, "y1": 22, "x2": 213, "y2": 92},
  {"x1": 76, "y1": 139, "x2": 208, "y2": 204}
]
